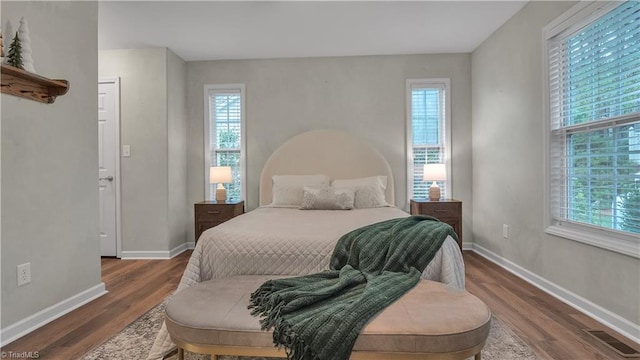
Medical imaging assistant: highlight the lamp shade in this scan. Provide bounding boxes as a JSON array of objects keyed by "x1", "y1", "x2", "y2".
[
  {"x1": 423, "y1": 164, "x2": 446, "y2": 181},
  {"x1": 210, "y1": 166, "x2": 232, "y2": 184}
]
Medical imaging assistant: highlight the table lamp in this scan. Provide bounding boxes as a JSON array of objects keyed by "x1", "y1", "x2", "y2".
[
  {"x1": 423, "y1": 164, "x2": 446, "y2": 201},
  {"x1": 210, "y1": 166, "x2": 232, "y2": 202}
]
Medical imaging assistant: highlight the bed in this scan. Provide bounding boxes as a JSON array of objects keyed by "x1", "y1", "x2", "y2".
[{"x1": 146, "y1": 130, "x2": 465, "y2": 360}]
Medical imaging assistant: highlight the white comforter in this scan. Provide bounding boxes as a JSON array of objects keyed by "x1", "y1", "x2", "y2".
[{"x1": 147, "y1": 207, "x2": 465, "y2": 360}]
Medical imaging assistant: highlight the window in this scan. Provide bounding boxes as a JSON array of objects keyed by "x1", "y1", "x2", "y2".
[
  {"x1": 406, "y1": 79, "x2": 451, "y2": 202},
  {"x1": 544, "y1": 1, "x2": 640, "y2": 257},
  {"x1": 204, "y1": 84, "x2": 246, "y2": 201}
]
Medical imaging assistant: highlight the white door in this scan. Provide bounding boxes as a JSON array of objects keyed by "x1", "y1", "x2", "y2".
[{"x1": 98, "y1": 79, "x2": 120, "y2": 257}]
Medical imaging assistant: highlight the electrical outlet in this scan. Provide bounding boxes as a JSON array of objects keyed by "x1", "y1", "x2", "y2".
[
  {"x1": 503, "y1": 224, "x2": 510, "y2": 239},
  {"x1": 17, "y1": 262, "x2": 31, "y2": 286}
]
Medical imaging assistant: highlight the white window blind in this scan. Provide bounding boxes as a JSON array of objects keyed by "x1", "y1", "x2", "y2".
[
  {"x1": 546, "y1": 1, "x2": 640, "y2": 242},
  {"x1": 407, "y1": 79, "x2": 451, "y2": 201},
  {"x1": 205, "y1": 85, "x2": 245, "y2": 201}
]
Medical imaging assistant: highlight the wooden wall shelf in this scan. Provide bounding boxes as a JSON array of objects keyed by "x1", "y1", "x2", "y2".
[{"x1": 1, "y1": 64, "x2": 69, "y2": 104}]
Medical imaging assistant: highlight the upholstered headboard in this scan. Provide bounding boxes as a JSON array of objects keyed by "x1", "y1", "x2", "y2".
[{"x1": 259, "y1": 130, "x2": 395, "y2": 206}]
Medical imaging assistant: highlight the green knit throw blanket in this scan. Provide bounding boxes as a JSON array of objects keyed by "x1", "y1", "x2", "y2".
[{"x1": 248, "y1": 215, "x2": 457, "y2": 360}]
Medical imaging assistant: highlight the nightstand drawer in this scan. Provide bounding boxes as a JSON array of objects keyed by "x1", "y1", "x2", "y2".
[
  {"x1": 194, "y1": 201, "x2": 244, "y2": 243},
  {"x1": 196, "y1": 221, "x2": 225, "y2": 234},
  {"x1": 414, "y1": 202, "x2": 460, "y2": 218},
  {"x1": 196, "y1": 206, "x2": 237, "y2": 221}
]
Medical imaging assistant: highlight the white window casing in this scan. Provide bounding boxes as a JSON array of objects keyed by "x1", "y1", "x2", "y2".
[
  {"x1": 543, "y1": 1, "x2": 640, "y2": 258},
  {"x1": 204, "y1": 84, "x2": 246, "y2": 202},
  {"x1": 406, "y1": 79, "x2": 452, "y2": 206}
]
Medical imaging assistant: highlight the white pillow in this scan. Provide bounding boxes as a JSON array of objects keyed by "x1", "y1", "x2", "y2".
[
  {"x1": 300, "y1": 186, "x2": 355, "y2": 210},
  {"x1": 270, "y1": 175, "x2": 330, "y2": 207},
  {"x1": 331, "y1": 176, "x2": 388, "y2": 208}
]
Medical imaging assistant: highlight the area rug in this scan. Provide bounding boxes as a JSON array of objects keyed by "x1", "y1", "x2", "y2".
[{"x1": 83, "y1": 303, "x2": 537, "y2": 360}]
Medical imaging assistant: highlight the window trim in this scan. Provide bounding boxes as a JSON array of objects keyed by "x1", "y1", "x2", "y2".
[
  {"x1": 542, "y1": 1, "x2": 640, "y2": 258},
  {"x1": 405, "y1": 78, "x2": 452, "y2": 207},
  {"x1": 203, "y1": 84, "x2": 247, "y2": 202}
]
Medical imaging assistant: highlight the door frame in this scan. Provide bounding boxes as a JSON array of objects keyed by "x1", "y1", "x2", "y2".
[{"x1": 99, "y1": 77, "x2": 122, "y2": 258}]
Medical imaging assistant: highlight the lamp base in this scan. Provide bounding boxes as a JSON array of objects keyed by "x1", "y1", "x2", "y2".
[
  {"x1": 428, "y1": 182, "x2": 441, "y2": 201},
  {"x1": 215, "y1": 187, "x2": 227, "y2": 203}
]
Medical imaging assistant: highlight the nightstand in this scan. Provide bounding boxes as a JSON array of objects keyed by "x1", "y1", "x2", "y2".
[
  {"x1": 194, "y1": 200, "x2": 244, "y2": 243},
  {"x1": 410, "y1": 199, "x2": 462, "y2": 250}
]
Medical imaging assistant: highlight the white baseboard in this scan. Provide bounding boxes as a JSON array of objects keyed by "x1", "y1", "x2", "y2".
[
  {"x1": 0, "y1": 283, "x2": 107, "y2": 347},
  {"x1": 169, "y1": 242, "x2": 189, "y2": 258},
  {"x1": 120, "y1": 242, "x2": 189, "y2": 260},
  {"x1": 120, "y1": 250, "x2": 170, "y2": 259},
  {"x1": 187, "y1": 241, "x2": 196, "y2": 250},
  {"x1": 1, "y1": 241, "x2": 192, "y2": 345},
  {"x1": 472, "y1": 243, "x2": 640, "y2": 345}
]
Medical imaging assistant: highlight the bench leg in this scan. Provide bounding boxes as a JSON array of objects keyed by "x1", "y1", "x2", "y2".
[
  {"x1": 177, "y1": 348, "x2": 184, "y2": 360},
  {"x1": 475, "y1": 351, "x2": 482, "y2": 360}
]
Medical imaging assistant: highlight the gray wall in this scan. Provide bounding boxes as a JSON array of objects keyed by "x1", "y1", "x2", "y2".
[
  {"x1": 471, "y1": 1, "x2": 640, "y2": 329},
  {"x1": 1, "y1": 1, "x2": 101, "y2": 327},
  {"x1": 186, "y1": 54, "x2": 473, "y2": 244},
  {"x1": 99, "y1": 48, "x2": 169, "y2": 252},
  {"x1": 167, "y1": 50, "x2": 188, "y2": 251},
  {"x1": 99, "y1": 48, "x2": 187, "y2": 253}
]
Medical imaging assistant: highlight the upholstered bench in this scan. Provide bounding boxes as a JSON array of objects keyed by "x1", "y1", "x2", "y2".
[{"x1": 165, "y1": 276, "x2": 491, "y2": 360}]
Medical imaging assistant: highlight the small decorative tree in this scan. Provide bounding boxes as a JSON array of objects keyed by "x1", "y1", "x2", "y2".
[
  {"x1": 18, "y1": 17, "x2": 35, "y2": 73},
  {"x1": 7, "y1": 32, "x2": 23, "y2": 69}
]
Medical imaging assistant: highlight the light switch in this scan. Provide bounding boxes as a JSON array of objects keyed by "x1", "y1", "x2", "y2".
[{"x1": 123, "y1": 145, "x2": 131, "y2": 157}]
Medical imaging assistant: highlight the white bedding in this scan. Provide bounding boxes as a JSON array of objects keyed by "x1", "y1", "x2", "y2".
[{"x1": 147, "y1": 206, "x2": 464, "y2": 359}]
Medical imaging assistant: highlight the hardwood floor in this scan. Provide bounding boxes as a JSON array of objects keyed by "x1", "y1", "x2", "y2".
[
  {"x1": 464, "y1": 252, "x2": 639, "y2": 360},
  {"x1": 1, "y1": 250, "x2": 637, "y2": 359},
  {"x1": 0, "y1": 252, "x2": 190, "y2": 360}
]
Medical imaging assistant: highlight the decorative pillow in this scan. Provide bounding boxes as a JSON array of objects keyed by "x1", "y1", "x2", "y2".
[
  {"x1": 270, "y1": 175, "x2": 330, "y2": 207},
  {"x1": 331, "y1": 176, "x2": 388, "y2": 208},
  {"x1": 300, "y1": 186, "x2": 355, "y2": 210}
]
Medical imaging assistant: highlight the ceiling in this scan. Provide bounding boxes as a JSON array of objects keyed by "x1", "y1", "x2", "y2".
[{"x1": 98, "y1": 1, "x2": 528, "y2": 62}]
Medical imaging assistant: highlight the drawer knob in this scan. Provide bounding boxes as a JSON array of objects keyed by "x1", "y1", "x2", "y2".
[
  {"x1": 434, "y1": 209, "x2": 448, "y2": 213},
  {"x1": 207, "y1": 211, "x2": 221, "y2": 214}
]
